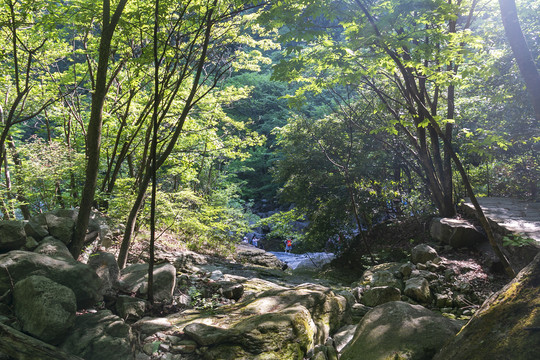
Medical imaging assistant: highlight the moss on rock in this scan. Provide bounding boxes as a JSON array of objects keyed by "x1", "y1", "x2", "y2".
[{"x1": 175, "y1": 283, "x2": 348, "y2": 359}]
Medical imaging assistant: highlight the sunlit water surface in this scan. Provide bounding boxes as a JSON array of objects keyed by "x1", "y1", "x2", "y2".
[{"x1": 269, "y1": 251, "x2": 335, "y2": 270}]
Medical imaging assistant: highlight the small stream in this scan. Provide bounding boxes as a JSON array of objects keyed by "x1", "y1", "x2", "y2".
[{"x1": 270, "y1": 251, "x2": 335, "y2": 270}]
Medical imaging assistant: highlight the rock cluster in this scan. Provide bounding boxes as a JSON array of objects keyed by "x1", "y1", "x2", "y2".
[
  {"x1": 0, "y1": 211, "x2": 129, "y2": 360},
  {"x1": 0, "y1": 211, "x2": 535, "y2": 360},
  {"x1": 349, "y1": 244, "x2": 484, "y2": 319}
]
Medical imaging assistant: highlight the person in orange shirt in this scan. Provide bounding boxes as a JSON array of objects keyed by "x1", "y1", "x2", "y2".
[{"x1": 285, "y1": 238, "x2": 293, "y2": 253}]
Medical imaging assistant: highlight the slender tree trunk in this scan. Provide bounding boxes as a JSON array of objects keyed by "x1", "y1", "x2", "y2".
[
  {"x1": 147, "y1": 0, "x2": 161, "y2": 304},
  {"x1": 345, "y1": 177, "x2": 376, "y2": 265},
  {"x1": 99, "y1": 90, "x2": 141, "y2": 200},
  {"x1": 117, "y1": 171, "x2": 151, "y2": 268},
  {"x1": 411, "y1": 93, "x2": 516, "y2": 277},
  {"x1": 7, "y1": 136, "x2": 31, "y2": 219},
  {"x1": 1, "y1": 148, "x2": 13, "y2": 219},
  {"x1": 55, "y1": 180, "x2": 65, "y2": 208},
  {"x1": 117, "y1": 0, "x2": 218, "y2": 267},
  {"x1": 499, "y1": 0, "x2": 540, "y2": 122},
  {"x1": 442, "y1": 84, "x2": 455, "y2": 216},
  {"x1": 70, "y1": 0, "x2": 128, "y2": 259},
  {"x1": 70, "y1": 172, "x2": 78, "y2": 204}
]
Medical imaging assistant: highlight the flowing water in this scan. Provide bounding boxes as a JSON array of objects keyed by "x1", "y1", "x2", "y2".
[{"x1": 270, "y1": 251, "x2": 335, "y2": 270}]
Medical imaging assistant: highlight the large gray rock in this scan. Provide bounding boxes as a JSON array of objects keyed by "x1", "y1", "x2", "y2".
[
  {"x1": 341, "y1": 301, "x2": 462, "y2": 360},
  {"x1": 370, "y1": 270, "x2": 404, "y2": 290},
  {"x1": 173, "y1": 250, "x2": 208, "y2": 272},
  {"x1": 411, "y1": 244, "x2": 438, "y2": 264},
  {"x1": 13, "y1": 275, "x2": 76, "y2": 345},
  {"x1": 404, "y1": 277, "x2": 432, "y2": 304},
  {"x1": 360, "y1": 286, "x2": 401, "y2": 307},
  {"x1": 34, "y1": 236, "x2": 74, "y2": 261},
  {"x1": 60, "y1": 310, "x2": 134, "y2": 360},
  {"x1": 87, "y1": 251, "x2": 120, "y2": 297},
  {"x1": 430, "y1": 218, "x2": 485, "y2": 248},
  {"x1": 0, "y1": 220, "x2": 27, "y2": 252},
  {"x1": 44, "y1": 214, "x2": 75, "y2": 245},
  {"x1": 184, "y1": 322, "x2": 236, "y2": 346},
  {"x1": 119, "y1": 262, "x2": 176, "y2": 302},
  {"x1": 178, "y1": 281, "x2": 349, "y2": 359},
  {"x1": 360, "y1": 262, "x2": 402, "y2": 285},
  {"x1": 24, "y1": 216, "x2": 49, "y2": 241},
  {"x1": 116, "y1": 295, "x2": 148, "y2": 321},
  {"x1": 188, "y1": 305, "x2": 316, "y2": 359},
  {"x1": 132, "y1": 317, "x2": 173, "y2": 337},
  {"x1": 233, "y1": 244, "x2": 286, "y2": 269},
  {"x1": 156, "y1": 282, "x2": 349, "y2": 359},
  {"x1": 0, "y1": 251, "x2": 102, "y2": 309},
  {"x1": 242, "y1": 283, "x2": 349, "y2": 345}
]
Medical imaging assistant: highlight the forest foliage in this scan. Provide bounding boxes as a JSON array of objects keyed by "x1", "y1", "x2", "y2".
[{"x1": 0, "y1": 0, "x2": 538, "y2": 259}]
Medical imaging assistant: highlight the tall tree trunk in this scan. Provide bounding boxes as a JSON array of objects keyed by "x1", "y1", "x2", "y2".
[
  {"x1": 442, "y1": 82, "x2": 456, "y2": 217},
  {"x1": 147, "y1": 0, "x2": 161, "y2": 304},
  {"x1": 345, "y1": 176, "x2": 376, "y2": 264},
  {"x1": 1, "y1": 147, "x2": 14, "y2": 219},
  {"x1": 499, "y1": 0, "x2": 540, "y2": 122},
  {"x1": 70, "y1": 0, "x2": 128, "y2": 259},
  {"x1": 117, "y1": 171, "x2": 151, "y2": 268},
  {"x1": 411, "y1": 93, "x2": 516, "y2": 277},
  {"x1": 117, "y1": 0, "x2": 218, "y2": 268},
  {"x1": 7, "y1": 136, "x2": 31, "y2": 219}
]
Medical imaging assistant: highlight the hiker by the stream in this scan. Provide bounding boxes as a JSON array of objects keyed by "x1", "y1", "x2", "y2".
[{"x1": 285, "y1": 238, "x2": 293, "y2": 253}]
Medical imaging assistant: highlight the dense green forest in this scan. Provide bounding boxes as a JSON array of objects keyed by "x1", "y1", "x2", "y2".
[{"x1": 0, "y1": 0, "x2": 538, "y2": 266}]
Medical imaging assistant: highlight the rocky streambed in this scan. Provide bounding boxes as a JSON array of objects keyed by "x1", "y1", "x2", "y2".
[{"x1": 0, "y1": 211, "x2": 539, "y2": 359}]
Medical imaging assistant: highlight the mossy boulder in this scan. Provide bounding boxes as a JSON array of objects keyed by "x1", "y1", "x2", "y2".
[
  {"x1": 190, "y1": 306, "x2": 315, "y2": 359},
  {"x1": 359, "y1": 262, "x2": 403, "y2": 285},
  {"x1": 13, "y1": 275, "x2": 77, "y2": 345},
  {"x1": 0, "y1": 220, "x2": 27, "y2": 252},
  {"x1": 360, "y1": 286, "x2": 401, "y2": 307},
  {"x1": 168, "y1": 282, "x2": 349, "y2": 359},
  {"x1": 411, "y1": 244, "x2": 438, "y2": 265},
  {"x1": 234, "y1": 244, "x2": 286, "y2": 269},
  {"x1": 0, "y1": 250, "x2": 102, "y2": 309},
  {"x1": 434, "y1": 252, "x2": 540, "y2": 360},
  {"x1": 60, "y1": 310, "x2": 134, "y2": 360},
  {"x1": 341, "y1": 301, "x2": 462, "y2": 360},
  {"x1": 242, "y1": 283, "x2": 349, "y2": 344},
  {"x1": 119, "y1": 262, "x2": 176, "y2": 302}
]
